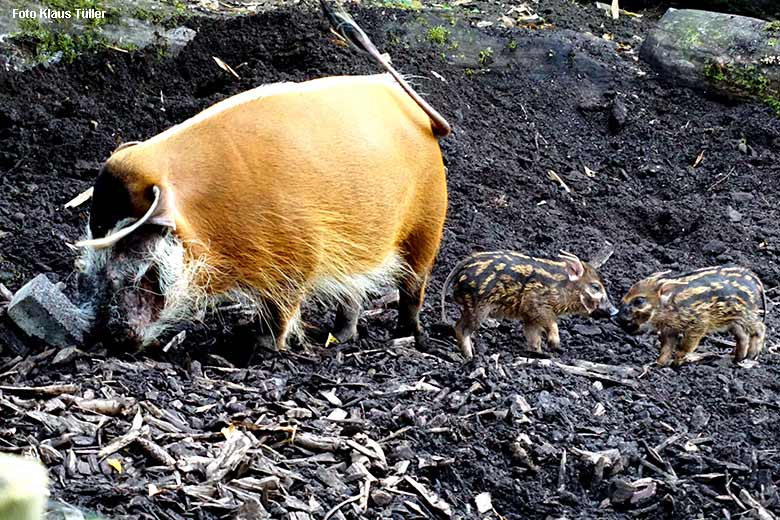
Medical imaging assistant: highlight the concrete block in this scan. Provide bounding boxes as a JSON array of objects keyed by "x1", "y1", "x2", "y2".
[{"x1": 7, "y1": 274, "x2": 87, "y2": 347}]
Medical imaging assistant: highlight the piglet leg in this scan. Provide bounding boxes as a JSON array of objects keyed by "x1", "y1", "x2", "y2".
[
  {"x1": 656, "y1": 332, "x2": 677, "y2": 366},
  {"x1": 747, "y1": 322, "x2": 766, "y2": 360},
  {"x1": 730, "y1": 324, "x2": 750, "y2": 363},
  {"x1": 672, "y1": 332, "x2": 704, "y2": 366}
]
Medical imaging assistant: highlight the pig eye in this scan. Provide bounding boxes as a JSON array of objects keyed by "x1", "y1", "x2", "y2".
[
  {"x1": 589, "y1": 283, "x2": 601, "y2": 292},
  {"x1": 632, "y1": 297, "x2": 646, "y2": 307}
]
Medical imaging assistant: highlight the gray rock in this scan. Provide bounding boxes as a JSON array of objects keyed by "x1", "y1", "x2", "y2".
[
  {"x1": 164, "y1": 27, "x2": 197, "y2": 56},
  {"x1": 727, "y1": 206, "x2": 743, "y2": 222},
  {"x1": 641, "y1": 9, "x2": 780, "y2": 109},
  {"x1": 703, "y1": 239, "x2": 727, "y2": 255},
  {"x1": 7, "y1": 274, "x2": 88, "y2": 347},
  {"x1": 608, "y1": 97, "x2": 628, "y2": 134}
]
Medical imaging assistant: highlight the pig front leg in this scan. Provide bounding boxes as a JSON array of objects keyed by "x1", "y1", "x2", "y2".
[
  {"x1": 332, "y1": 299, "x2": 361, "y2": 343},
  {"x1": 672, "y1": 331, "x2": 704, "y2": 366},
  {"x1": 656, "y1": 332, "x2": 677, "y2": 366},
  {"x1": 257, "y1": 299, "x2": 302, "y2": 351},
  {"x1": 747, "y1": 322, "x2": 766, "y2": 360},
  {"x1": 730, "y1": 324, "x2": 750, "y2": 363},
  {"x1": 523, "y1": 322, "x2": 544, "y2": 353}
]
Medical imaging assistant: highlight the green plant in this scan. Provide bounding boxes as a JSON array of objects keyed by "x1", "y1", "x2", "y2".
[
  {"x1": 507, "y1": 39, "x2": 518, "y2": 51},
  {"x1": 426, "y1": 25, "x2": 450, "y2": 45},
  {"x1": 478, "y1": 46, "x2": 493, "y2": 66}
]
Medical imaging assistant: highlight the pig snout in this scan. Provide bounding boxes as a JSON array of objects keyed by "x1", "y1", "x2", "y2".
[
  {"x1": 590, "y1": 296, "x2": 618, "y2": 320},
  {"x1": 613, "y1": 305, "x2": 641, "y2": 335}
]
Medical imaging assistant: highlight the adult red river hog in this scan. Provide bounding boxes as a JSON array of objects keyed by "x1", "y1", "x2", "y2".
[{"x1": 74, "y1": 2, "x2": 450, "y2": 350}]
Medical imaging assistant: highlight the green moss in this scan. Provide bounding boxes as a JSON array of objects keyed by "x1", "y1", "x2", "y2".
[
  {"x1": 704, "y1": 61, "x2": 780, "y2": 114},
  {"x1": 41, "y1": 0, "x2": 119, "y2": 27},
  {"x1": 478, "y1": 46, "x2": 493, "y2": 66},
  {"x1": 371, "y1": 0, "x2": 422, "y2": 9},
  {"x1": 132, "y1": 7, "x2": 167, "y2": 24},
  {"x1": 765, "y1": 21, "x2": 780, "y2": 33},
  {"x1": 12, "y1": 16, "x2": 134, "y2": 64},
  {"x1": 769, "y1": 38, "x2": 779, "y2": 47},
  {"x1": 507, "y1": 39, "x2": 518, "y2": 51},
  {"x1": 426, "y1": 25, "x2": 450, "y2": 45}
]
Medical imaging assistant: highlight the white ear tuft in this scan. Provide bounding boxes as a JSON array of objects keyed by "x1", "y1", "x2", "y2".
[{"x1": 560, "y1": 250, "x2": 585, "y2": 281}]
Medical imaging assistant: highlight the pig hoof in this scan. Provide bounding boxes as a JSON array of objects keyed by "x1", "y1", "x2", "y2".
[
  {"x1": 257, "y1": 334, "x2": 285, "y2": 352},
  {"x1": 331, "y1": 325, "x2": 358, "y2": 344}
]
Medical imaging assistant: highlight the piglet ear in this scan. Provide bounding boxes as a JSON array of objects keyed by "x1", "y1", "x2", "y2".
[
  {"x1": 656, "y1": 280, "x2": 683, "y2": 305},
  {"x1": 559, "y1": 250, "x2": 585, "y2": 281}
]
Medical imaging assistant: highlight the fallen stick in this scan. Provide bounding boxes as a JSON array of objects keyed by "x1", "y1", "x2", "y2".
[
  {"x1": 513, "y1": 357, "x2": 638, "y2": 387},
  {"x1": 0, "y1": 383, "x2": 79, "y2": 397}
]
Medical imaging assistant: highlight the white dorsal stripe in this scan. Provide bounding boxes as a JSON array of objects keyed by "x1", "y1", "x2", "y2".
[
  {"x1": 75, "y1": 186, "x2": 162, "y2": 249},
  {"x1": 144, "y1": 74, "x2": 396, "y2": 146}
]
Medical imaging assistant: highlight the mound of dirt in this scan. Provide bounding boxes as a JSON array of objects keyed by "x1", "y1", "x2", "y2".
[{"x1": 0, "y1": 2, "x2": 778, "y2": 519}]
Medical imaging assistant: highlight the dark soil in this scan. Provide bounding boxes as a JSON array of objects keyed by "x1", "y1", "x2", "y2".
[{"x1": 1, "y1": 1, "x2": 779, "y2": 519}]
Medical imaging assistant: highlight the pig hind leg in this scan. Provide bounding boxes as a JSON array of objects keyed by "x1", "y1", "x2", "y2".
[
  {"x1": 455, "y1": 303, "x2": 488, "y2": 360},
  {"x1": 395, "y1": 225, "x2": 445, "y2": 343},
  {"x1": 747, "y1": 321, "x2": 766, "y2": 360}
]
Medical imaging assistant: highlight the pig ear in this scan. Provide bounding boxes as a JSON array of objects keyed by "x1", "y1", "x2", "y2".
[
  {"x1": 656, "y1": 280, "x2": 684, "y2": 305},
  {"x1": 559, "y1": 250, "x2": 585, "y2": 281},
  {"x1": 74, "y1": 185, "x2": 172, "y2": 249},
  {"x1": 147, "y1": 187, "x2": 177, "y2": 230},
  {"x1": 111, "y1": 141, "x2": 141, "y2": 155}
]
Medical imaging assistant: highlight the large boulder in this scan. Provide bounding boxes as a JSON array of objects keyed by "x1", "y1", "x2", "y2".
[
  {"x1": 621, "y1": 1, "x2": 780, "y2": 20},
  {"x1": 640, "y1": 9, "x2": 780, "y2": 111}
]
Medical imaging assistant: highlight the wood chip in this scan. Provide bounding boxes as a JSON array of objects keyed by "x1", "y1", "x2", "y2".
[{"x1": 474, "y1": 492, "x2": 492, "y2": 514}]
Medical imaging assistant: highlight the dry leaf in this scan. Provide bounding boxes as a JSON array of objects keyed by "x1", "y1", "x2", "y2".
[
  {"x1": 212, "y1": 56, "x2": 241, "y2": 79},
  {"x1": 107, "y1": 458, "x2": 123, "y2": 473},
  {"x1": 547, "y1": 170, "x2": 572, "y2": 193},
  {"x1": 148, "y1": 483, "x2": 164, "y2": 497},
  {"x1": 221, "y1": 424, "x2": 237, "y2": 439},
  {"x1": 584, "y1": 166, "x2": 597, "y2": 178},
  {"x1": 693, "y1": 150, "x2": 705, "y2": 168},
  {"x1": 325, "y1": 333, "x2": 339, "y2": 347}
]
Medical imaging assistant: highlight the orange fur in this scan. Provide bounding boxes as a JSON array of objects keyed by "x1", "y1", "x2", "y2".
[{"x1": 90, "y1": 74, "x2": 448, "y2": 346}]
